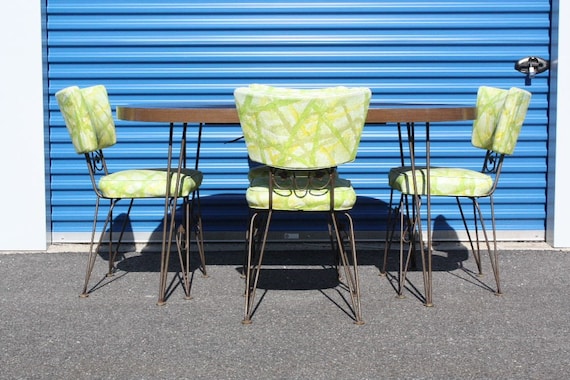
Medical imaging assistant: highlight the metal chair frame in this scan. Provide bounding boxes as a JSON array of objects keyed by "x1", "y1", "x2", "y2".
[
  {"x1": 242, "y1": 167, "x2": 363, "y2": 325},
  {"x1": 381, "y1": 121, "x2": 506, "y2": 300},
  {"x1": 79, "y1": 129, "x2": 206, "y2": 302}
]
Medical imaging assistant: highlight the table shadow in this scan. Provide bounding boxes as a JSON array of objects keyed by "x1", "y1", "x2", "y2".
[
  {"x1": 86, "y1": 194, "x2": 488, "y2": 303},
  {"x1": 93, "y1": 195, "x2": 473, "y2": 273}
]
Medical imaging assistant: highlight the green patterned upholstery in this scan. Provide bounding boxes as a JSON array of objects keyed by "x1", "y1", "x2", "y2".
[
  {"x1": 99, "y1": 169, "x2": 202, "y2": 198},
  {"x1": 247, "y1": 169, "x2": 356, "y2": 211},
  {"x1": 56, "y1": 85, "x2": 117, "y2": 154},
  {"x1": 389, "y1": 166, "x2": 494, "y2": 197},
  {"x1": 56, "y1": 85, "x2": 202, "y2": 199},
  {"x1": 235, "y1": 84, "x2": 371, "y2": 170},
  {"x1": 390, "y1": 86, "x2": 531, "y2": 196},
  {"x1": 472, "y1": 86, "x2": 532, "y2": 155},
  {"x1": 237, "y1": 85, "x2": 369, "y2": 324},
  {"x1": 235, "y1": 85, "x2": 371, "y2": 211}
]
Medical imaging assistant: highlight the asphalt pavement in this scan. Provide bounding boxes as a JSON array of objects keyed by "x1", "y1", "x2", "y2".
[{"x1": 1, "y1": 241, "x2": 569, "y2": 379}]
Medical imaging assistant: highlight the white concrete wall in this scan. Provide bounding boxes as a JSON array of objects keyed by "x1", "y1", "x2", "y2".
[
  {"x1": 546, "y1": 0, "x2": 570, "y2": 248},
  {"x1": 0, "y1": 3, "x2": 47, "y2": 251}
]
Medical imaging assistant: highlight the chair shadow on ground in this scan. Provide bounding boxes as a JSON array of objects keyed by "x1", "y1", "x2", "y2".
[
  {"x1": 379, "y1": 213, "x2": 498, "y2": 303},
  {"x1": 88, "y1": 194, "x2": 494, "y2": 305},
  {"x1": 97, "y1": 194, "x2": 248, "y2": 300}
]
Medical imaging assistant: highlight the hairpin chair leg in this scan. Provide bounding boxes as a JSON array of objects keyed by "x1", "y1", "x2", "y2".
[
  {"x1": 381, "y1": 189, "x2": 396, "y2": 277},
  {"x1": 80, "y1": 198, "x2": 133, "y2": 298},
  {"x1": 330, "y1": 211, "x2": 364, "y2": 325},
  {"x1": 487, "y1": 196, "x2": 502, "y2": 295},
  {"x1": 456, "y1": 197, "x2": 483, "y2": 275},
  {"x1": 243, "y1": 209, "x2": 272, "y2": 325},
  {"x1": 80, "y1": 199, "x2": 104, "y2": 298},
  {"x1": 194, "y1": 192, "x2": 207, "y2": 278},
  {"x1": 175, "y1": 195, "x2": 192, "y2": 300},
  {"x1": 174, "y1": 192, "x2": 208, "y2": 301},
  {"x1": 473, "y1": 196, "x2": 502, "y2": 295},
  {"x1": 455, "y1": 195, "x2": 501, "y2": 295}
]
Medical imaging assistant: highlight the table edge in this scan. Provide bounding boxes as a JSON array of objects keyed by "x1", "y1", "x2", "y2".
[{"x1": 116, "y1": 105, "x2": 477, "y2": 123}]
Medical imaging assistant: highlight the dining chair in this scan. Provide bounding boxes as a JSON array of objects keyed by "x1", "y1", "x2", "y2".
[
  {"x1": 56, "y1": 85, "x2": 206, "y2": 301},
  {"x1": 234, "y1": 84, "x2": 371, "y2": 324},
  {"x1": 381, "y1": 86, "x2": 531, "y2": 298}
]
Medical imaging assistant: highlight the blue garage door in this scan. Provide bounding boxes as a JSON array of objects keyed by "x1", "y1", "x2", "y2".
[{"x1": 46, "y1": 0, "x2": 550, "y2": 242}]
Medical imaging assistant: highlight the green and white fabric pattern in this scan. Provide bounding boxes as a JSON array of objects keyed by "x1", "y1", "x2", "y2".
[
  {"x1": 234, "y1": 84, "x2": 371, "y2": 170},
  {"x1": 235, "y1": 84, "x2": 371, "y2": 211},
  {"x1": 99, "y1": 168, "x2": 202, "y2": 198},
  {"x1": 56, "y1": 85, "x2": 117, "y2": 154},
  {"x1": 56, "y1": 85, "x2": 202, "y2": 199},
  {"x1": 247, "y1": 170, "x2": 356, "y2": 211},
  {"x1": 472, "y1": 86, "x2": 532, "y2": 155},
  {"x1": 389, "y1": 166, "x2": 494, "y2": 197},
  {"x1": 389, "y1": 86, "x2": 531, "y2": 197}
]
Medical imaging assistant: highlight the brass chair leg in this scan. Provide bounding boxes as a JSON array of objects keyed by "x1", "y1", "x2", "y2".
[
  {"x1": 390, "y1": 193, "x2": 430, "y2": 305},
  {"x1": 243, "y1": 210, "x2": 271, "y2": 324},
  {"x1": 80, "y1": 199, "x2": 103, "y2": 298},
  {"x1": 192, "y1": 190, "x2": 207, "y2": 278},
  {"x1": 194, "y1": 214, "x2": 207, "y2": 277},
  {"x1": 330, "y1": 211, "x2": 364, "y2": 325},
  {"x1": 174, "y1": 191, "x2": 208, "y2": 301},
  {"x1": 488, "y1": 195, "x2": 501, "y2": 294},
  {"x1": 175, "y1": 196, "x2": 192, "y2": 300},
  {"x1": 456, "y1": 195, "x2": 502, "y2": 295},
  {"x1": 81, "y1": 197, "x2": 129, "y2": 297},
  {"x1": 456, "y1": 197, "x2": 483, "y2": 275},
  {"x1": 381, "y1": 189, "x2": 396, "y2": 277},
  {"x1": 473, "y1": 197, "x2": 501, "y2": 295}
]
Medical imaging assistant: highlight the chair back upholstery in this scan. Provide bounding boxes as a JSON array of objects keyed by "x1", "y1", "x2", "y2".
[
  {"x1": 471, "y1": 86, "x2": 531, "y2": 155},
  {"x1": 234, "y1": 84, "x2": 371, "y2": 170},
  {"x1": 56, "y1": 85, "x2": 117, "y2": 154}
]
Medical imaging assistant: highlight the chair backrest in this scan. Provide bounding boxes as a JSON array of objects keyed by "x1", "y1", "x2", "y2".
[
  {"x1": 471, "y1": 86, "x2": 531, "y2": 155},
  {"x1": 56, "y1": 85, "x2": 117, "y2": 154},
  {"x1": 234, "y1": 84, "x2": 371, "y2": 170}
]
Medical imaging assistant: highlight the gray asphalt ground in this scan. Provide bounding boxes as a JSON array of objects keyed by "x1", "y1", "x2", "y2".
[{"x1": 1, "y1": 241, "x2": 569, "y2": 379}]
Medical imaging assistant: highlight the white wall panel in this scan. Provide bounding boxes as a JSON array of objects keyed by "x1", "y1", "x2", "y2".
[{"x1": 0, "y1": 3, "x2": 47, "y2": 251}]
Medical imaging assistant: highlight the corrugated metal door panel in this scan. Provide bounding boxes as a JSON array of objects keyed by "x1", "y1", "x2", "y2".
[{"x1": 47, "y1": 0, "x2": 550, "y2": 241}]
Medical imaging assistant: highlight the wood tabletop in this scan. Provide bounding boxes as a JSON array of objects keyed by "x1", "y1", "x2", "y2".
[{"x1": 117, "y1": 102, "x2": 477, "y2": 124}]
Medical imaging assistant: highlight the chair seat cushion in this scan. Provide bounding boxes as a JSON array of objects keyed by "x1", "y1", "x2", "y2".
[
  {"x1": 246, "y1": 168, "x2": 356, "y2": 211},
  {"x1": 99, "y1": 169, "x2": 203, "y2": 199},
  {"x1": 389, "y1": 166, "x2": 493, "y2": 197}
]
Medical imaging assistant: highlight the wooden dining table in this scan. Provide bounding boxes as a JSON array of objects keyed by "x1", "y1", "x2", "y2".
[{"x1": 117, "y1": 101, "x2": 477, "y2": 307}]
